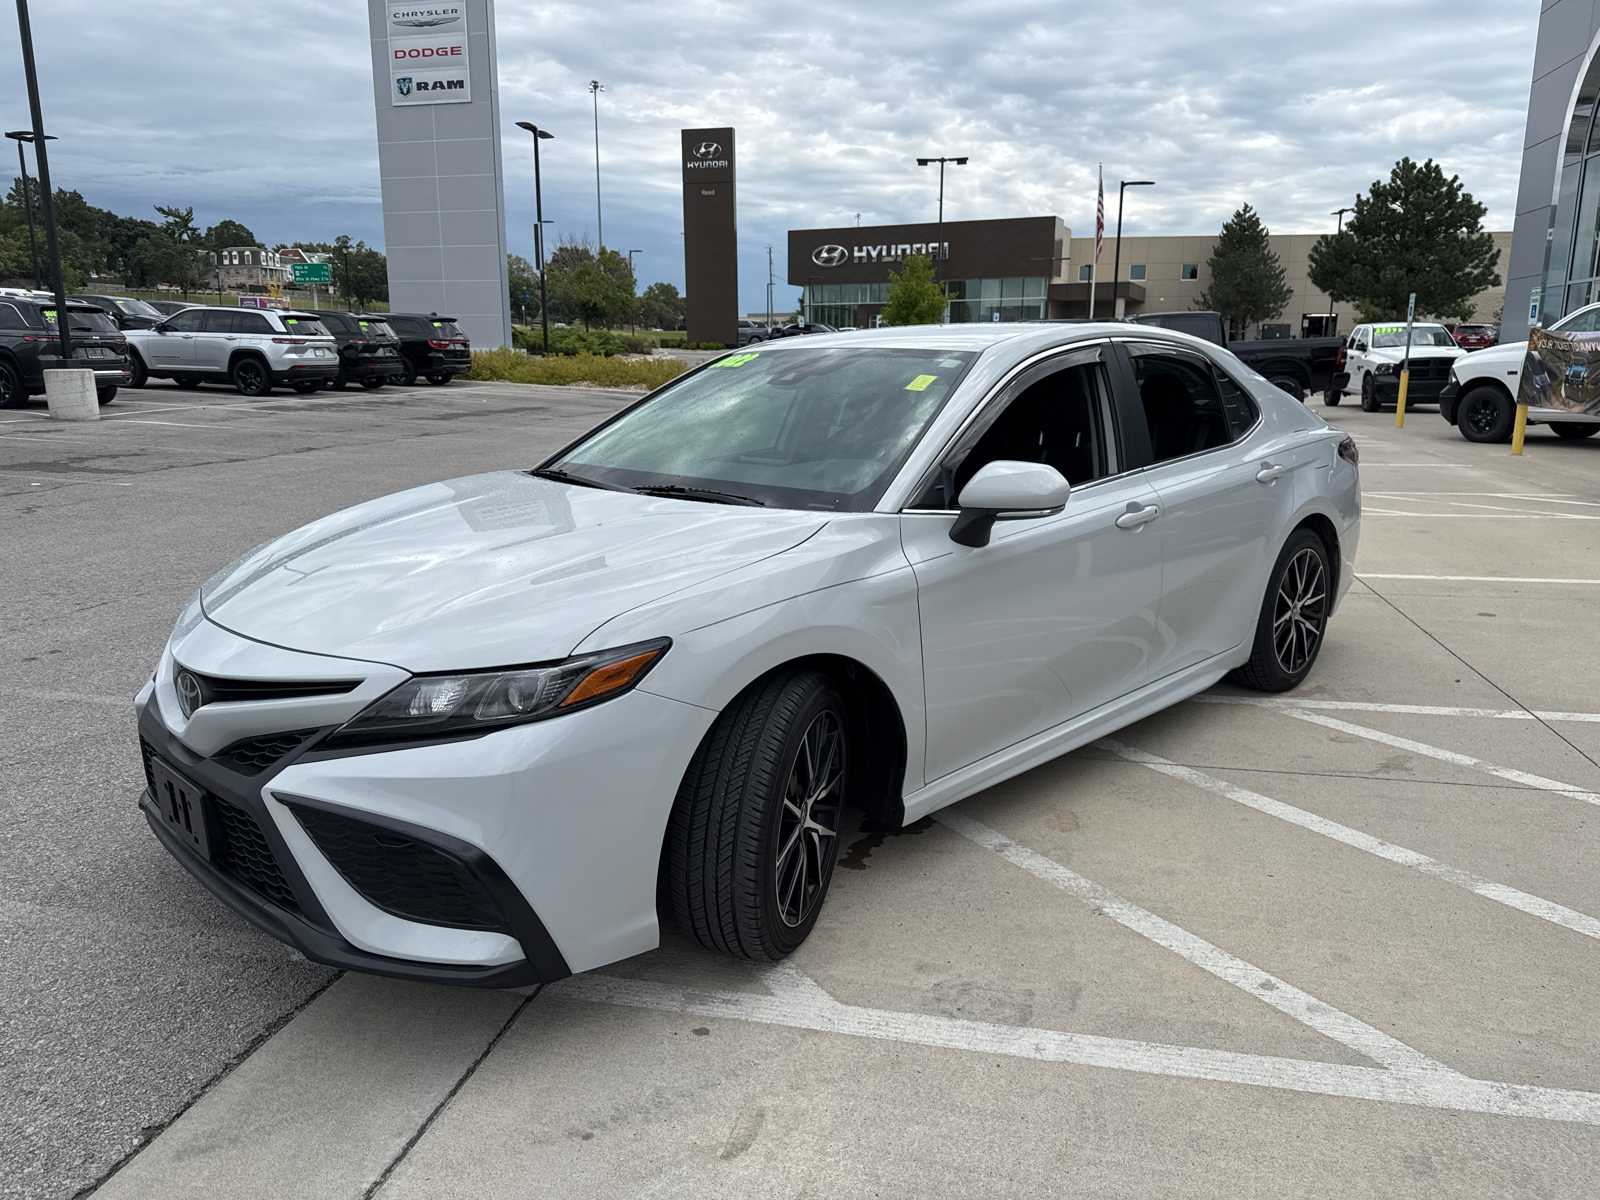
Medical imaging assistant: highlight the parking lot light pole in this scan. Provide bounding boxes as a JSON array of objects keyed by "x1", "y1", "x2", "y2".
[
  {"x1": 13, "y1": 0, "x2": 71, "y2": 365},
  {"x1": 627, "y1": 250, "x2": 641, "y2": 332},
  {"x1": 514, "y1": 121, "x2": 555, "y2": 354},
  {"x1": 916, "y1": 155, "x2": 967, "y2": 289},
  {"x1": 4, "y1": 130, "x2": 52, "y2": 289},
  {"x1": 588, "y1": 80, "x2": 604, "y2": 249},
  {"x1": 1111, "y1": 180, "x2": 1154, "y2": 321}
]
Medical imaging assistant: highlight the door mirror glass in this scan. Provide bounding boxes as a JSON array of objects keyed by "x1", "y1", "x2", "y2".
[{"x1": 950, "y1": 460, "x2": 1070, "y2": 547}]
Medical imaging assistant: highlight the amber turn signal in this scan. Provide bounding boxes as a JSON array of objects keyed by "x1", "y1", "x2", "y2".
[{"x1": 560, "y1": 648, "x2": 664, "y2": 707}]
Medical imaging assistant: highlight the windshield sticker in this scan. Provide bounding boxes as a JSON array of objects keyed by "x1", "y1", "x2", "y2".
[
  {"x1": 712, "y1": 352, "x2": 759, "y2": 368},
  {"x1": 904, "y1": 374, "x2": 938, "y2": 392},
  {"x1": 1374, "y1": 325, "x2": 1405, "y2": 334}
]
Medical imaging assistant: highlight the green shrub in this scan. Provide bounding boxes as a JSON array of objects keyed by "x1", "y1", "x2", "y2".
[
  {"x1": 510, "y1": 326, "x2": 626, "y2": 356},
  {"x1": 688, "y1": 341, "x2": 729, "y2": 350},
  {"x1": 468, "y1": 348, "x2": 688, "y2": 389},
  {"x1": 614, "y1": 334, "x2": 654, "y2": 354}
]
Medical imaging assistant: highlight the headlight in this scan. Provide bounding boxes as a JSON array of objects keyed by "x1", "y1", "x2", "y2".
[
  {"x1": 1373, "y1": 362, "x2": 1397, "y2": 376},
  {"x1": 321, "y1": 638, "x2": 670, "y2": 750}
]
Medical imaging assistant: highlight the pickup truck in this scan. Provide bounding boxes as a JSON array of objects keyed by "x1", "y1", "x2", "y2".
[{"x1": 1127, "y1": 310, "x2": 1345, "y2": 400}]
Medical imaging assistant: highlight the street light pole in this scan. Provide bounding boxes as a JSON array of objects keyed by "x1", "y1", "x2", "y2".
[
  {"x1": 766, "y1": 244, "x2": 774, "y2": 329},
  {"x1": 13, "y1": 0, "x2": 71, "y2": 365},
  {"x1": 514, "y1": 121, "x2": 556, "y2": 354},
  {"x1": 916, "y1": 155, "x2": 968, "y2": 293},
  {"x1": 588, "y1": 80, "x2": 604, "y2": 250},
  {"x1": 1324, "y1": 206, "x2": 1355, "y2": 336},
  {"x1": 627, "y1": 249, "x2": 641, "y2": 332},
  {"x1": 4, "y1": 130, "x2": 51, "y2": 290},
  {"x1": 1111, "y1": 179, "x2": 1154, "y2": 320}
]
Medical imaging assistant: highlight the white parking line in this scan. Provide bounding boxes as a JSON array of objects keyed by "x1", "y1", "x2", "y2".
[
  {"x1": 1361, "y1": 512, "x2": 1600, "y2": 520},
  {"x1": 1097, "y1": 739, "x2": 1600, "y2": 944},
  {"x1": 1259, "y1": 707, "x2": 1600, "y2": 807},
  {"x1": 560, "y1": 968, "x2": 1600, "y2": 1125},
  {"x1": 1357, "y1": 574, "x2": 1600, "y2": 585},
  {"x1": 1192, "y1": 695, "x2": 1600, "y2": 724},
  {"x1": 934, "y1": 810, "x2": 1452, "y2": 1074}
]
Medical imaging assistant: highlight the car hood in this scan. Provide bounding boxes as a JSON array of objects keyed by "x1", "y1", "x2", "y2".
[
  {"x1": 200, "y1": 472, "x2": 829, "y2": 672},
  {"x1": 1369, "y1": 345, "x2": 1466, "y2": 361}
]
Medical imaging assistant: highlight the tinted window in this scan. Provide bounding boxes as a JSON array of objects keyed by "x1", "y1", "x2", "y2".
[
  {"x1": 280, "y1": 316, "x2": 329, "y2": 337},
  {"x1": 1128, "y1": 351, "x2": 1234, "y2": 464},
  {"x1": 428, "y1": 320, "x2": 465, "y2": 339},
  {"x1": 356, "y1": 318, "x2": 395, "y2": 338},
  {"x1": 41, "y1": 307, "x2": 120, "y2": 333},
  {"x1": 1553, "y1": 307, "x2": 1600, "y2": 333},
  {"x1": 556, "y1": 347, "x2": 978, "y2": 511},
  {"x1": 0, "y1": 302, "x2": 29, "y2": 328},
  {"x1": 235, "y1": 311, "x2": 274, "y2": 334},
  {"x1": 317, "y1": 312, "x2": 353, "y2": 333},
  {"x1": 1212, "y1": 366, "x2": 1260, "y2": 438},
  {"x1": 948, "y1": 361, "x2": 1111, "y2": 499},
  {"x1": 387, "y1": 316, "x2": 424, "y2": 335},
  {"x1": 165, "y1": 308, "x2": 207, "y2": 332},
  {"x1": 202, "y1": 310, "x2": 240, "y2": 334}
]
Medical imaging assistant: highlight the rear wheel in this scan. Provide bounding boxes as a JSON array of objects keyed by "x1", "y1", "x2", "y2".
[
  {"x1": 0, "y1": 359, "x2": 24, "y2": 408},
  {"x1": 231, "y1": 356, "x2": 272, "y2": 397},
  {"x1": 96, "y1": 385, "x2": 117, "y2": 406},
  {"x1": 427, "y1": 372, "x2": 452, "y2": 385},
  {"x1": 1360, "y1": 374, "x2": 1381, "y2": 412},
  {"x1": 175, "y1": 376, "x2": 201, "y2": 389},
  {"x1": 324, "y1": 368, "x2": 348, "y2": 391},
  {"x1": 360, "y1": 377, "x2": 386, "y2": 390},
  {"x1": 665, "y1": 668, "x2": 847, "y2": 960},
  {"x1": 398, "y1": 358, "x2": 418, "y2": 387},
  {"x1": 291, "y1": 379, "x2": 321, "y2": 394},
  {"x1": 1229, "y1": 528, "x2": 1331, "y2": 693},
  {"x1": 1551, "y1": 422, "x2": 1600, "y2": 439},
  {"x1": 1457, "y1": 386, "x2": 1514, "y2": 443},
  {"x1": 1269, "y1": 375, "x2": 1304, "y2": 400},
  {"x1": 1322, "y1": 388, "x2": 1341, "y2": 407}
]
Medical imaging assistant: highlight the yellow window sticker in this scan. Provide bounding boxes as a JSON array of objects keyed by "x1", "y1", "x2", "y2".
[
  {"x1": 712, "y1": 352, "x2": 760, "y2": 368},
  {"x1": 905, "y1": 374, "x2": 938, "y2": 391}
]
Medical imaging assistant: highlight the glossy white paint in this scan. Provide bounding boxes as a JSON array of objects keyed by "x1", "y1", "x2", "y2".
[
  {"x1": 139, "y1": 321, "x2": 1361, "y2": 978},
  {"x1": 957, "y1": 459, "x2": 1072, "y2": 511}
]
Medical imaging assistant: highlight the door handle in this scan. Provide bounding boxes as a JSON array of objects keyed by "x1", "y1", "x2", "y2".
[
  {"x1": 1255, "y1": 463, "x2": 1287, "y2": 483},
  {"x1": 1115, "y1": 504, "x2": 1160, "y2": 529}
]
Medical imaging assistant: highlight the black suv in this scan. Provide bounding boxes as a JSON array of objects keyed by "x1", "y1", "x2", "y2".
[
  {"x1": 381, "y1": 313, "x2": 472, "y2": 385},
  {"x1": 69, "y1": 294, "x2": 165, "y2": 331},
  {"x1": 312, "y1": 311, "x2": 406, "y2": 390},
  {"x1": 0, "y1": 297, "x2": 130, "y2": 407}
]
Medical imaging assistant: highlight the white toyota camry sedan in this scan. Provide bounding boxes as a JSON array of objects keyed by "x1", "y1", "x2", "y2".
[{"x1": 136, "y1": 323, "x2": 1360, "y2": 988}]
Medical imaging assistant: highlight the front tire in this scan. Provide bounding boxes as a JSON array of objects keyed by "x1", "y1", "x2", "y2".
[
  {"x1": 0, "y1": 359, "x2": 24, "y2": 408},
  {"x1": 127, "y1": 353, "x2": 148, "y2": 389},
  {"x1": 97, "y1": 385, "x2": 117, "y2": 406},
  {"x1": 1551, "y1": 422, "x2": 1600, "y2": 439},
  {"x1": 665, "y1": 669, "x2": 847, "y2": 961},
  {"x1": 1360, "y1": 373, "x2": 1381, "y2": 412},
  {"x1": 1457, "y1": 386, "x2": 1514, "y2": 443},
  {"x1": 1229, "y1": 528, "x2": 1331, "y2": 693}
]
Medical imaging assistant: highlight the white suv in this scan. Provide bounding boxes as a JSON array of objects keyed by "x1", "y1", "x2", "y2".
[
  {"x1": 1440, "y1": 304, "x2": 1600, "y2": 443},
  {"x1": 125, "y1": 307, "x2": 340, "y2": 396}
]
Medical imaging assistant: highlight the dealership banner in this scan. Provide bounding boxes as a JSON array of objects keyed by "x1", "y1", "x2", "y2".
[
  {"x1": 1518, "y1": 327, "x2": 1600, "y2": 414},
  {"x1": 386, "y1": 5, "x2": 470, "y2": 104}
]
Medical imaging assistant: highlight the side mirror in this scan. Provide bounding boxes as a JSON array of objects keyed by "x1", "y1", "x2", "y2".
[{"x1": 948, "y1": 460, "x2": 1071, "y2": 548}]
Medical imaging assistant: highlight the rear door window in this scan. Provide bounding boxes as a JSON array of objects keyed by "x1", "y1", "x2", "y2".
[
  {"x1": 202, "y1": 310, "x2": 240, "y2": 334},
  {"x1": 235, "y1": 311, "x2": 275, "y2": 335},
  {"x1": 0, "y1": 302, "x2": 29, "y2": 328},
  {"x1": 1126, "y1": 349, "x2": 1235, "y2": 464}
]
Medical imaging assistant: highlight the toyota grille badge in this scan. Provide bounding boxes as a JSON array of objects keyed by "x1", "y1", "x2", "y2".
[{"x1": 175, "y1": 669, "x2": 204, "y2": 719}]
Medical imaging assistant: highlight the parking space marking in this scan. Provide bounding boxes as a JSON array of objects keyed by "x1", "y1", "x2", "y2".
[
  {"x1": 933, "y1": 810, "x2": 1453, "y2": 1073},
  {"x1": 1257, "y1": 707, "x2": 1600, "y2": 807},
  {"x1": 559, "y1": 967, "x2": 1600, "y2": 1125},
  {"x1": 1193, "y1": 695, "x2": 1600, "y2": 723},
  {"x1": 1361, "y1": 512, "x2": 1600, "y2": 520},
  {"x1": 1357, "y1": 573, "x2": 1600, "y2": 585},
  {"x1": 1098, "y1": 739, "x2": 1600, "y2": 944}
]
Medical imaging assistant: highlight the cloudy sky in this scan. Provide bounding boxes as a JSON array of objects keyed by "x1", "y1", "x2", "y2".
[{"x1": 0, "y1": 1, "x2": 1539, "y2": 312}]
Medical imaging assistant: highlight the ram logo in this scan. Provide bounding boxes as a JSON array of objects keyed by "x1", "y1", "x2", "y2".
[
  {"x1": 811, "y1": 244, "x2": 848, "y2": 268},
  {"x1": 396, "y1": 76, "x2": 413, "y2": 96}
]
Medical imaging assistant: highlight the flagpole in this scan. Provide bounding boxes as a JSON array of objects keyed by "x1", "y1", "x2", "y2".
[{"x1": 1088, "y1": 163, "x2": 1104, "y2": 321}]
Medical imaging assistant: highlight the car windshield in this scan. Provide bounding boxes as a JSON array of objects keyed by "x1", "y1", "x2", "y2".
[
  {"x1": 1371, "y1": 324, "x2": 1456, "y2": 348},
  {"x1": 40, "y1": 308, "x2": 120, "y2": 333},
  {"x1": 111, "y1": 297, "x2": 164, "y2": 319},
  {"x1": 550, "y1": 346, "x2": 978, "y2": 511}
]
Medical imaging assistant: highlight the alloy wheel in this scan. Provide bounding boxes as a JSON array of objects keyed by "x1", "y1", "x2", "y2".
[
  {"x1": 1462, "y1": 397, "x2": 1499, "y2": 437},
  {"x1": 1272, "y1": 547, "x2": 1327, "y2": 674},
  {"x1": 774, "y1": 709, "x2": 844, "y2": 928}
]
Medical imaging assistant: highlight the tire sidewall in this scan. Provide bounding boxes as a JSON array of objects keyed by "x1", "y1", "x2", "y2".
[
  {"x1": 232, "y1": 357, "x2": 270, "y2": 396},
  {"x1": 1246, "y1": 529, "x2": 1332, "y2": 691},
  {"x1": 1458, "y1": 387, "x2": 1512, "y2": 443},
  {"x1": 0, "y1": 359, "x2": 23, "y2": 408},
  {"x1": 1360, "y1": 373, "x2": 1381, "y2": 412},
  {"x1": 127, "y1": 352, "x2": 148, "y2": 389}
]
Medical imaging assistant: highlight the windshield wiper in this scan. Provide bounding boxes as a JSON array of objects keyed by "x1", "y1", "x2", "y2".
[
  {"x1": 632, "y1": 484, "x2": 767, "y2": 507},
  {"x1": 529, "y1": 467, "x2": 633, "y2": 493}
]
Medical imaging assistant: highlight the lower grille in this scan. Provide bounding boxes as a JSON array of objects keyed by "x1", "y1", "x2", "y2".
[
  {"x1": 211, "y1": 799, "x2": 300, "y2": 912},
  {"x1": 287, "y1": 804, "x2": 506, "y2": 931},
  {"x1": 214, "y1": 729, "x2": 319, "y2": 775},
  {"x1": 139, "y1": 737, "x2": 158, "y2": 794}
]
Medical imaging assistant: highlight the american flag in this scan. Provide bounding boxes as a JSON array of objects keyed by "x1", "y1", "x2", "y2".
[{"x1": 1094, "y1": 164, "x2": 1104, "y2": 262}]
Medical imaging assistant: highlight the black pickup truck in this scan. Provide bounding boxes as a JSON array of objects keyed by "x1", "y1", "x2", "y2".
[
  {"x1": 0, "y1": 298, "x2": 132, "y2": 407},
  {"x1": 1128, "y1": 310, "x2": 1346, "y2": 400}
]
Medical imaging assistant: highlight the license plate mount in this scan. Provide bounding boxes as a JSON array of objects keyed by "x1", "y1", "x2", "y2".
[{"x1": 150, "y1": 757, "x2": 213, "y2": 861}]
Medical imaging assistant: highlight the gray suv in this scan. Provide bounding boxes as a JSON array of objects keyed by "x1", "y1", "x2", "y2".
[{"x1": 124, "y1": 306, "x2": 340, "y2": 396}]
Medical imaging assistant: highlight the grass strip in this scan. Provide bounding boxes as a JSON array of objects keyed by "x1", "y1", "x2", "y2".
[{"x1": 467, "y1": 347, "x2": 689, "y2": 389}]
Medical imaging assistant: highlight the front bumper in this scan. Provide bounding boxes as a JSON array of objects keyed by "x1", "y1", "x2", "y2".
[
  {"x1": 1372, "y1": 373, "x2": 1448, "y2": 404},
  {"x1": 1438, "y1": 379, "x2": 1460, "y2": 424}
]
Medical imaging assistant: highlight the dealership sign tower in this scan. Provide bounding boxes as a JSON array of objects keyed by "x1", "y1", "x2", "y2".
[
  {"x1": 366, "y1": 1, "x2": 513, "y2": 349},
  {"x1": 681, "y1": 128, "x2": 738, "y2": 347}
]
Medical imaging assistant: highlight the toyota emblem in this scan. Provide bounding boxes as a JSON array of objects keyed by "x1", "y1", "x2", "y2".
[
  {"x1": 692, "y1": 142, "x2": 722, "y2": 159},
  {"x1": 174, "y1": 669, "x2": 204, "y2": 719},
  {"x1": 811, "y1": 244, "x2": 848, "y2": 268}
]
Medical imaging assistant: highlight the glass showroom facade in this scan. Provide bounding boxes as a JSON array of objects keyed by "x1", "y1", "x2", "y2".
[
  {"x1": 803, "y1": 277, "x2": 1049, "y2": 327},
  {"x1": 1541, "y1": 44, "x2": 1600, "y2": 323}
]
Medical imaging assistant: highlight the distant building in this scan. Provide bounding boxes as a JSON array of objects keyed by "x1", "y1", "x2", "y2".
[{"x1": 213, "y1": 246, "x2": 289, "y2": 293}]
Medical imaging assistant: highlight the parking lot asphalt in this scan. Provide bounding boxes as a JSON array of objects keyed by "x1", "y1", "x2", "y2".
[{"x1": 6, "y1": 381, "x2": 1600, "y2": 1198}]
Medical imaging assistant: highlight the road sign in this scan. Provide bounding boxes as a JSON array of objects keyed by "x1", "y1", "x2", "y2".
[{"x1": 292, "y1": 263, "x2": 332, "y2": 284}]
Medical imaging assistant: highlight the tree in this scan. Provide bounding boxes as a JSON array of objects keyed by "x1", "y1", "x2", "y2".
[
  {"x1": 881, "y1": 253, "x2": 948, "y2": 325},
  {"x1": 204, "y1": 219, "x2": 257, "y2": 250},
  {"x1": 154, "y1": 204, "x2": 199, "y2": 244},
  {"x1": 547, "y1": 239, "x2": 635, "y2": 328},
  {"x1": 1308, "y1": 158, "x2": 1501, "y2": 322},
  {"x1": 507, "y1": 253, "x2": 540, "y2": 323},
  {"x1": 1195, "y1": 204, "x2": 1292, "y2": 340},
  {"x1": 637, "y1": 281, "x2": 685, "y2": 330},
  {"x1": 330, "y1": 234, "x2": 388, "y2": 308}
]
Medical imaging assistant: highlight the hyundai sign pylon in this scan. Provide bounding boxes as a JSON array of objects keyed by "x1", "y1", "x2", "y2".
[
  {"x1": 681, "y1": 128, "x2": 738, "y2": 348},
  {"x1": 367, "y1": 1, "x2": 513, "y2": 349}
]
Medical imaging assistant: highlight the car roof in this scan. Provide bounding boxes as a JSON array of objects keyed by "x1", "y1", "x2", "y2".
[
  {"x1": 386, "y1": 312, "x2": 456, "y2": 321},
  {"x1": 751, "y1": 319, "x2": 1203, "y2": 355}
]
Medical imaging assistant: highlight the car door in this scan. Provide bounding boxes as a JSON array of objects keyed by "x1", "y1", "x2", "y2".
[
  {"x1": 191, "y1": 309, "x2": 238, "y2": 375},
  {"x1": 902, "y1": 345, "x2": 1165, "y2": 783},
  {"x1": 1346, "y1": 325, "x2": 1370, "y2": 393},
  {"x1": 147, "y1": 306, "x2": 204, "y2": 371},
  {"x1": 1112, "y1": 341, "x2": 1306, "y2": 679}
]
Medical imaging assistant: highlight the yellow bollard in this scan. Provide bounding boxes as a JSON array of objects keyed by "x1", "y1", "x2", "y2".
[
  {"x1": 1395, "y1": 369, "x2": 1410, "y2": 428},
  {"x1": 1511, "y1": 403, "x2": 1529, "y2": 455}
]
